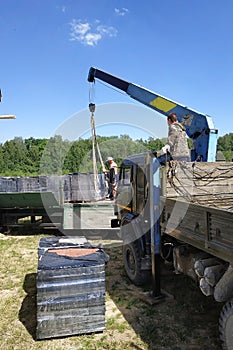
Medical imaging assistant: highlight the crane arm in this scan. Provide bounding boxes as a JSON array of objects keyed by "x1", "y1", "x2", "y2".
[{"x1": 88, "y1": 67, "x2": 218, "y2": 162}]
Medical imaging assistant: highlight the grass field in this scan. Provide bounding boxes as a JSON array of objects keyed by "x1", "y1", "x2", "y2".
[{"x1": 0, "y1": 233, "x2": 223, "y2": 350}]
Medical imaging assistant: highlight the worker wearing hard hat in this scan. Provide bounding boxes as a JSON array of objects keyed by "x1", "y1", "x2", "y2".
[{"x1": 105, "y1": 157, "x2": 118, "y2": 200}]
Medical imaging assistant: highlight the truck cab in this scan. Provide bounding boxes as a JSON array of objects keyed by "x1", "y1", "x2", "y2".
[{"x1": 114, "y1": 152, "x2": 163, "y2": 285}]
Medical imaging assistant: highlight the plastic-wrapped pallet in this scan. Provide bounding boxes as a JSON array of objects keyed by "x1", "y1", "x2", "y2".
[
  {"x1": 36, "y1": 236, "x2": 109, "y2": 340},
  {"x1": 0, "y1": 177, "x2": 17, "y2": 192},
  {"x1": 63, "y1": 174, "x2": 71, "y2": 202},
  {"x1": 70, "y1": 173, "x2": 95, "y2": 202},
  {"x1": 37, "y1": 236, "x2": 89, "y2": 256},
  {"x1": 45, "y1": 175, "x2": 65, "y2": 202},
  {"x1": 38, "y1": 176, "x2": 49, "y2": 192},
  {"x1": 98, "y1": 173, "x2": 108, "y2": 198},
  {"x1": 17, "y1": 176, "x2": 40, "y2": 192},
  {"x1": 70, "y1": 173, "x2": 106, "y2": 202}
]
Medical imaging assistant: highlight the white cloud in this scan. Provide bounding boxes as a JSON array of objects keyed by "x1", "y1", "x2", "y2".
[
  {"x1": 70, "y1": 19, "x2": 117, "y2": 46},
  {"x1": 115, "y1": 7, "x2": 129, "y2": 16},
  {"x1": 70, "y1": 21, "x2": 90, "y2": 37},
  {"x1": 85, "y1": 33, "x2": 102, "y2": 46},
  {"x1": 69, "y1": 19, "x2": 118, "y2": 46},
  {"x1": 56, "y1": 5, "x2": 66, "y2": 13},
  {"x1": 96, "y1": 25, "x2": 117, "y2": 37}
]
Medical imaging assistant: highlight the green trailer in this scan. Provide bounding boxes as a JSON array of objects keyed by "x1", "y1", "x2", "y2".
[
  {"x1": 0, "y1": 192, "x2": 63, "y2": 231},
  {"x1": 0, "y1": 191, "x2": 118, "y2": 239}
]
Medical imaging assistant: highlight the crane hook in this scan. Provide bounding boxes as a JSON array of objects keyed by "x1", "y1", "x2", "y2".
[{"x1": 89, "y1": 103, "x2": 96, "y2": 114}]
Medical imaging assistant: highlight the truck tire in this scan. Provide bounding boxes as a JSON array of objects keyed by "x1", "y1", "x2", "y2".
[
  {"x1": 123, "y1": 241, "x2": 150, "y2": 286},
  {"x1": 219, "y1": 298, "x2": 233, "y2": 349}
]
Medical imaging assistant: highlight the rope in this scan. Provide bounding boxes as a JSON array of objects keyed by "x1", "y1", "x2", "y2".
[
  {"x1": 89, "y1": 83, "x2": 107, "y2": 197},
  {"x1": 89, "y1": 103, "x2": 106, "y2": 173},
  {"x1": 91, "y1": 112, "x2": 99, "y2": 193},
  {"x1": 166, "y1": 161, "x2": 233, "y2": 211}
]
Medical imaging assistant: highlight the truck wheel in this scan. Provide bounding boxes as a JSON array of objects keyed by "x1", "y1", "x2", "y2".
[
  {"x1": 123, "y1": 241, "x2": 150, "y2": 286},
  {"x1": 219, "y1": 299, "x2": 233, "y2": 349}
]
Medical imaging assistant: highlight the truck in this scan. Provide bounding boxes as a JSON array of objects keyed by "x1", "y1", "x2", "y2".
[{"x1": 88, "y1": 67, "x2": 233, "y2": 350}]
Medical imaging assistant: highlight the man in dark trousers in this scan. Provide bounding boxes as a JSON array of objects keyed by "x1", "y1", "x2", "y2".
[{"x1": 105, "y1": 157, "x2": 118, "y2": 200}]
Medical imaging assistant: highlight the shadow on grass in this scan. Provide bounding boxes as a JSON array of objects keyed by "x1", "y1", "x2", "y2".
[
  {"x1": 18, "y1": 273, "x2": 37, "y2": 340},
  {"x1": 105, "y1": 246, "x2": 223, "y2": 350}
]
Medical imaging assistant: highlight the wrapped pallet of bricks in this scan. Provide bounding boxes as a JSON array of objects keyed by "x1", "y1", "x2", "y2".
[
  {"x1": 17, "y1": 176, "x2": 40, "y2": 192},
  {"x1": 36, "y1": 236, "x2": 109, "y2": 340},
  {"x1": 70, "y1": 173, "x2": 100, "y2": 202},
  {"x1": 46, "y1": 175, "x2": 65, "y2": 203},
  {"x1": 63, "y1": 174, "x2": 71, "y2": 202},
  {"x1": 38, "y1": 176, "x2": 49, "y2": 192},
  {"x1": 0, "y1": 176, "x2": 17, "y2": 192}
]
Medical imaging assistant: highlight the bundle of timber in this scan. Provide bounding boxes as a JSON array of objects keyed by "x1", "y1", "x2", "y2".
[
  {"x1": 36, "y1": 236, "x2": 109, "y2": 340},
  {"x1": 166, "y1": 161, "x2": 233, "y2": 211},
  {"x1": 193, "y1": 255, "x2": 228, "y2": 297},
  {"x1": 171, "y1": 245, "x2": 232, "y2": 300}
]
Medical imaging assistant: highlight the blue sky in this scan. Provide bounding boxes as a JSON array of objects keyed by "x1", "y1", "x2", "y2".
[{"x1": 1, "y1": 0, "x2": 233, "y2": 143}]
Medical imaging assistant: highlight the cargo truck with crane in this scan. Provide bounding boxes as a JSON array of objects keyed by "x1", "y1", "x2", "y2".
[{"x1": 88, "y1": 67, "x2": 233, "y2": 350}]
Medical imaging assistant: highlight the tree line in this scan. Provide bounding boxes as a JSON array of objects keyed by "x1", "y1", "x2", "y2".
[
  {"x1": 0, "y1": 135, "x2": 163, "y2": 176},
  {"x1": 0, "y1": 133, "x2": 231, "y2": 176}
]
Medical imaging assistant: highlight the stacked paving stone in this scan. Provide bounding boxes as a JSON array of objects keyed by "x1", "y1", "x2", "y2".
[
  {"x1": 70, "y1": 173, "x2": 106, "y2": 202},
  {"x1": 0, "y1": 177, "x2": 18, "y2": 192},
  {"x1": 17, "y1": 176, "x2": 40, "y2": 192},
  {"x1": 36, "y1": 236, "x2": 109, "y2": 340},
  {"x1": 0, "y1": 173, "x2": 107, "y2": 202}
]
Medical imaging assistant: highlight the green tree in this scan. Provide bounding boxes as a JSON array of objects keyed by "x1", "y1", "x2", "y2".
[
  {"x1": 24, "y1": 137, "x2": 48, "y2": 174},
  {"x1": 217, "y1": 133, "x2": 233, "y2": 161},
  {"x1": 142, "y1": 137, "x2": 165, "y2": 152},
  {"x1": 2, "y1": 137, "x2": 27, "y2": 175},
  {"x1": 64, "y1": 138, "x2": 92, "y2": 173},
  {"x1": 39, "y1": 135, "x2": 70, "y2": 175},
  {"x1": 0, "y1": 144, "x2": 4, "y2": 172}
]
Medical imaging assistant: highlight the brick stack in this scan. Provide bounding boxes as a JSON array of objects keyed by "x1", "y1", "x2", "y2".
[{"x1": 36, "y1": 236, "x2": 109, "y2": 340}]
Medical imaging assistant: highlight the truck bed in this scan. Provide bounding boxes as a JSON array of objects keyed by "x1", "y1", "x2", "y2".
[{"x1": 161, "y1": 161, "x2": 233, "y2": 263}]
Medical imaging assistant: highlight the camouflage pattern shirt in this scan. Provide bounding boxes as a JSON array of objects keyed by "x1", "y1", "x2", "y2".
[{"x1": 167, "y1": 122, "x2": 190, "y2": 160}]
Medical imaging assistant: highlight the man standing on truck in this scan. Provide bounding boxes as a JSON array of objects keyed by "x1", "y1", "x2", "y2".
[{"x1": 162, "y1": 112, "x2": 191, "y2": 161}]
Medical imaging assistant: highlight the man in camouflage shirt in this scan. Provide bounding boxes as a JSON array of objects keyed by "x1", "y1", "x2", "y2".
[{"x1": 163, "y1": 112, "x2": 190, "y2": 161}]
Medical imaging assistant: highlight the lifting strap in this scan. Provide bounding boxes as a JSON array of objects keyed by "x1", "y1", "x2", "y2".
[
  {"x1": 89, "y1": 103, "x2": 106, "y2": 173},
  {"x1": 89, "y1": 81, "x2": 107, "y2": 196},
  {"x1": 89, "y1": 102, "x2": 106, "y2": 195}
]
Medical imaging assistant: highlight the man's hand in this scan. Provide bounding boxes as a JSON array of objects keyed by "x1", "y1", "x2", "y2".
[{"x1": 161, "y1": 144, "x2": 170, "y2": 154}]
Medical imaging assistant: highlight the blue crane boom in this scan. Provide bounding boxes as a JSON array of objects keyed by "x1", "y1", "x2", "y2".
[{"x1": 88, "y1": 67, "x2": 218, "y2": 162}]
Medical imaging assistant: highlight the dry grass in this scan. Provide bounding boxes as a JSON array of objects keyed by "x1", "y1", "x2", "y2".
[{"x1": 0, "y1": 233, "x2": 223, "y2": 349}]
